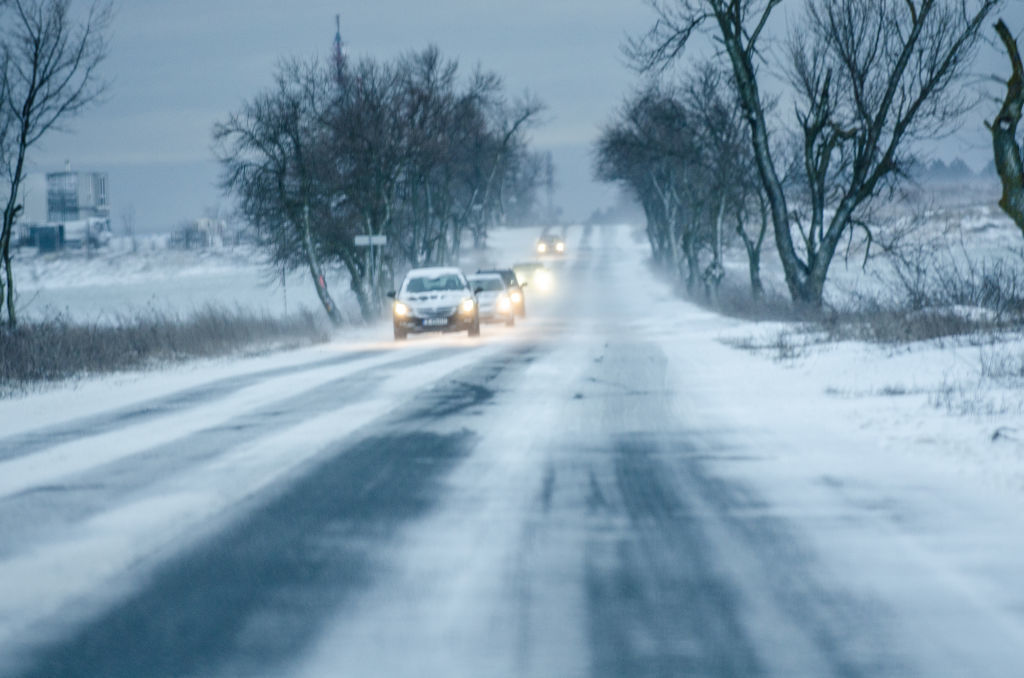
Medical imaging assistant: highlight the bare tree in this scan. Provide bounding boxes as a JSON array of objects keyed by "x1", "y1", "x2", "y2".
[
  {"x1": 632, "y1": 0, "x2": 1001, "y2": 308},
  {"x1": 0, "y1": 0, "x2": 111, "y2": 328},
  {"x1": 323, "y1": 56, "x2": 406, "y2": 318},
  {"x1": 218, "y1": 44, "x2": 544, "y2": 323},
  {"x1": 214, "y1": 60, "x2": 346, "y2": 326},
  {"x1": 466, "y1": 92, "x2": 544, "y2": 250},
  {"x1": 682, "y1": 62, "x2": 768, "y2": 299},
  {"x1": 596, "y1": 84, "x2": 716, "y2": 291},
  {"x1": 988, "y1": 19, "x2": 1024, "y2": 234}
]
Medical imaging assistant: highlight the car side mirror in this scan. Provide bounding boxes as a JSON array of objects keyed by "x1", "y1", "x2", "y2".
[
  {"x1": 386, "y1": 290, "x2": 396, "y2": 299},
  {"x1": 520, "y1": 281, "x2": 528, "y2": 289},
  {"x1": 473, "y1": 287, "x2": 483, "y2": 295}
]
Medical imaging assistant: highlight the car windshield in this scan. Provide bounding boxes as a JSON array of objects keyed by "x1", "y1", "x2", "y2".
[
  {"x1": 406, "y1": 274, "x2": 464, "y2": 293},
  {"x1": 478, "y1": 269, "x2": 518, "y2": 287},
  {"x1": 469, "y1": 277, "x2": 504, "y2": 291}
]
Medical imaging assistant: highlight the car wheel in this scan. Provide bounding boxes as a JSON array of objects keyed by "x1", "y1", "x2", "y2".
[
  {"x1": 468, "y1": 314, "x2": 481, "y2": 337},
  {"x1": 394, "y1": 325, "x2": 407, "y2": 341},
  {"x1": 519, "y1": 299, "x2": 526, "y2": 318},
  {"x1": 505, "y1": 315, "x2": 515, "y2": 327}
]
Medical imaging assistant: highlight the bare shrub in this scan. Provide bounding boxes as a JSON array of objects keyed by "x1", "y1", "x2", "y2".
[
  {"x1": 817, "y1": 303, "x2": 986, "y2": 345},
  {"x1": 820, "y1": 218, "x2": 1024, "y2": 344},
  {"x1": 681, "y1": 274, "x2": 806, "y2": 322},
  {"x1": 929, "y1": 377, "x2": 1021, "y2": 416},
  {"x1": 0, "y1": 306, "x2": 329, "y2": 394},
  {"x1": 721, "y1": 328, "x2": 812, "y2": 362},
  {"x1": 979, "y1": 345, "x2": 1024, "y2": 383}
]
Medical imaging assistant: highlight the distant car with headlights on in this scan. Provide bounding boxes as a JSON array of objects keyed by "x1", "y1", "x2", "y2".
[
  {"x1": 512, "y1": 261, "x2": 553, "y2": 294},
  {"x1": 467, "y1": 273, "x2": 516, "y2": 326},
  {"x1": 476, "y1": 267, "x2": 527, "y2": 317},
  {"x1": 535, "y1": 233, "x2": 565, "y2": 256},
  {"x1": 387, "y1": 267, "x2": 480, "y2": 340}
]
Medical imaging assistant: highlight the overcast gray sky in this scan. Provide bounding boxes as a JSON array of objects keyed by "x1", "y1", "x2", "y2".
[{"x1": 27, "y1": 1, "x2": 1024, "y2": 233}]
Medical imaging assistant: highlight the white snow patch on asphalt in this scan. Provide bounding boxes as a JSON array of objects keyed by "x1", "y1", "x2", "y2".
[{"x1": 0, "y1": 340, "x2": 507, "y2": 660}]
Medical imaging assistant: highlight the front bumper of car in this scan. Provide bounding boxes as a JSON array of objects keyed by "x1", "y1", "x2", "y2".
[
  {"x1": 536, "y1": 241, "x2": 565, "y2": 255},
  {"x1": 478, "y1": 295, "x2": 515, "y2": 322},
  {"x1": 393, "y1": 301, "x2": 476, "y2": 333},
  {"x1": 507, "y1": 289, "x2": 525, "y2": 316}
]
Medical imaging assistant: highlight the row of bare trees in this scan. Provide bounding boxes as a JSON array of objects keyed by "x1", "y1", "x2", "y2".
[
  {"x1": 0, "y1": 0, "x2": 111, "y2": 329},
  {"x1": 215, "y1": 46, "x2": 544, "y2": 325},
  {"x1": 595, "y1": 65, "x2": 768, "y2": 301},
  {"x1": 607, "y1": 0, "x2": 1006, "y2": 309}
]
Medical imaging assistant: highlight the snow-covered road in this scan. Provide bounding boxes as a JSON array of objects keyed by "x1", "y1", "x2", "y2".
[{"x1": 3, "y1": 224, "x2": 1024, "y2": 677}]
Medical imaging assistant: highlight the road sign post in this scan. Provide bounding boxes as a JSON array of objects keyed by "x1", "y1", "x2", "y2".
[{"x1": 354, "y1": 235, "x2": 388, "y2": 296}]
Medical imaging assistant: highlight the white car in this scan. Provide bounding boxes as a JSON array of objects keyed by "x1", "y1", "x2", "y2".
[
  {"x1": 467, "y1": 273, "x2": 515, "y2": 326},
  {"x1": 387, "y1": 267, "x2": 481, "y2": 340}
]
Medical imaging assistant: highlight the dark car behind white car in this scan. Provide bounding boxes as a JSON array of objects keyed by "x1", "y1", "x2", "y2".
[{"x1": 467, "y1": 273, "x2": 515, "y2": 326}]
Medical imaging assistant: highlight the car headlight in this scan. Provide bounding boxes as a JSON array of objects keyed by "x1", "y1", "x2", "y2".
[
  {"x1": 536, "y1": 242, "x2": 547, "y2": 253},
  {"x1": 534, "y1": 270, "x2": 552, "y2": 291},
  {"x1": 555, "y1": 242, "x2": 565, "y2": 252},
  {"x1": 497, "y1": 295, "x2": 511, "y2": 312},
  {"x1": 460, "y1": 298, "x2": 475, "y2": 313},
  {"x1": 509, "y1": 290, "x2": 522, "y2": 303},
  {"x1": 393, "y1": 301, "x2": 410, "y2": 317}
]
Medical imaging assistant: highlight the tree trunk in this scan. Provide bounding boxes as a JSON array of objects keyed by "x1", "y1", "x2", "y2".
[
  {"x1": 683, "y1": 233, "x2": 700, "y2": 294},
  {"x1": 737, "y1": 197, "x2": 767, "y2": 300},
  {"x1": 1, "y1": 146, "x2": 29, "y2": 328},
  {"x1": 714, "y1": 5, "x2": 807, "y2": 304},
  {"x1": 302, "y1": 205, "x2": 344, "y2": 326},
  {"x1": 991, "y1": 19, "x2": 1024, "y2": 235},
  {"x1": 747, "y1": 250, "x2": 764, "y2": 299}
]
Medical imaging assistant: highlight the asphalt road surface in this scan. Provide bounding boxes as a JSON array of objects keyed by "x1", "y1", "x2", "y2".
[{"x1": 3, "y1": 224, "x2": 1024, "y2": 677}]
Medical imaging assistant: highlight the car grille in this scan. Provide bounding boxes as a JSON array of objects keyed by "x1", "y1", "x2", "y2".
[{"x1": 421, "y1": 305, "x2": 457, "y2": 317}]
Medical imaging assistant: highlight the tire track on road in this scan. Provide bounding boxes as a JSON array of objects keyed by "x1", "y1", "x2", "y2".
[
  {"x1": 6, "y1": 340, "x2": 545, "y2": 678},
  {"x1": 0, "y1": 347, "x2": 463, "y2": 558},
  {"x1": 0, "y1": 348, "x2": 385, "y2": 463}
]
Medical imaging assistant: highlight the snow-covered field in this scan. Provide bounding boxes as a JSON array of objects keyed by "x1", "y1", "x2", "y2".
[{"x1": 12, "y1": 237, "x2": 350, "y2": 323}]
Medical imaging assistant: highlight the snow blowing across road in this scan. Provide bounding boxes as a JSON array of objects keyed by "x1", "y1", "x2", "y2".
[{"x1": 2, "y1": 224, "x2": 1024, "y2": 677}]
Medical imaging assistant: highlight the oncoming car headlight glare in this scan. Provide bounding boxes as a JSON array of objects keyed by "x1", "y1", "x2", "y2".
[
  {"x1": 497, "y1": 294, "x2": 511, "y2": 312},
  {"x1": 509, "y1": 290, "x2": 522, "y2": 303},
  {"x1": 393, "y1": 301, "x2": 410, "y2": 317},
  {"x1": 555, "y1": 242, "x2": 565, "y2": 252},
  {"x1": 460, "y1": 298, "x2": 475, "y2": 313},
  {"x1": 536, "y1": 242, "x2": 547, "y2": 253}
]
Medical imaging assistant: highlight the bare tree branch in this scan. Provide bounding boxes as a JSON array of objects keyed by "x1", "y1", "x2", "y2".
[
  {"x1": 988, "y1": 18, "x2": 1024, "y2": 234},
  {"x1": 0, "y1": 0, "x2": 112, "y2": 328}
]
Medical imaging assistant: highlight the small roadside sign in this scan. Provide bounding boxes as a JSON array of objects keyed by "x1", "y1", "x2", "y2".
[{"x1": 354, "y1": 235, "x2": 387, "y2": 246}]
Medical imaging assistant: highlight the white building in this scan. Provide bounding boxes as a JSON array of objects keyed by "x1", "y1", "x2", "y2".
[{"x1": 46, "y1": 170, "x2": 109, "y2": 222}]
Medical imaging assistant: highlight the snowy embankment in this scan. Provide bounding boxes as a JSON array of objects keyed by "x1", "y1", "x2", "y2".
[{"x1": 673, "y1": 195, "x2": 1024, "y2": 499}]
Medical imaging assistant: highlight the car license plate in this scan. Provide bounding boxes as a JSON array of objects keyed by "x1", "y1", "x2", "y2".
[{"x1": 423, "y1": 317, "x2": 448, "y2": 327}]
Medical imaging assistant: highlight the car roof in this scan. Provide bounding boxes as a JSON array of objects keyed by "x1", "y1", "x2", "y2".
[
  {"x1": 476, "y1": 267, "x2": 514, "y2": 274},
  {"x1": 404, "y1": 266, "x2": 463, "y2": 278},
  {"x1": 467, "y1": 272, "x2": 504, "y2": 281}
]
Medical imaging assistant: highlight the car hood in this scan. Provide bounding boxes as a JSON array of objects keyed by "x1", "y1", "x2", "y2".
[
  {"x1": 399, "y1": 290, "x2": 469, "y2": 309},
  {"x1": 475, "y1": 291, "x2": 502, "y2": 303}
]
